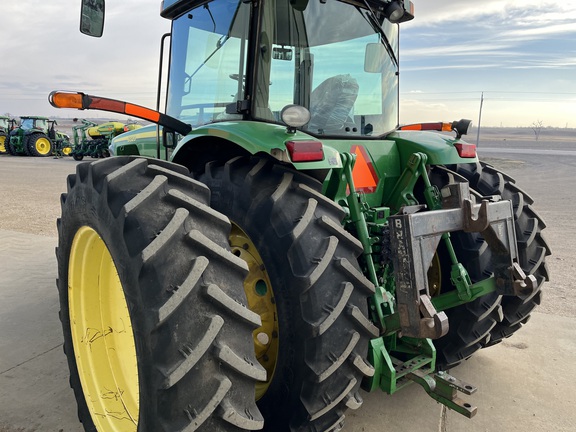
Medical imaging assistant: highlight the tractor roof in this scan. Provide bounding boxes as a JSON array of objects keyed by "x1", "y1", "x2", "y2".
[{"x1": 20, "y1": 116, "x2": 50, "y2": 120}]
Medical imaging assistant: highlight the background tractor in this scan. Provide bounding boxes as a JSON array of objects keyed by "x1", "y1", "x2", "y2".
[
  {"x1": 0, "y1": 116, "x2": 17, "y2": 154},
  {"x1": 7, "y1": 116, "x2": 71, "y2": 157},
  {"x1": 50, "y1": 1, "x2": 550, "y2": 431},
  {"x1": 70, "y1": 119, "x2": 142, "y2": 160}
]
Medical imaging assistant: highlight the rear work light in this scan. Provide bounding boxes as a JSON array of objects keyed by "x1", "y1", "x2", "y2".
[
  {"x1": 454, "y1": 142, "x2": 477, "y2": 158},
  {"x1": 286, "y1": 140, "x2": 324, "y2": 162}
]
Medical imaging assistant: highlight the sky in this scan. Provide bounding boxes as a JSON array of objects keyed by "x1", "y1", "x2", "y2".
[{"x1": 1, "y1": 0, "x2": 575, "y2": 127}]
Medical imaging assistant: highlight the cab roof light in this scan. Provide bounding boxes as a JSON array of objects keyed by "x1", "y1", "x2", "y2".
[
  {"x1": 286, "y1": 140, "x2": 324, "y2": 162},
  {"x1": 454, "y1": 142, "x2": 476, "y2": 158}
]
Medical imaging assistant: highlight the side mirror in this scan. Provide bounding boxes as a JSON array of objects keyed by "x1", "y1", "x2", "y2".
[
  {"x1": 364, "y1": 43, "x2": 386, "y2": 73},
  {"x1": 80, "y1": 0, "x2": 105, "y2": 37}
]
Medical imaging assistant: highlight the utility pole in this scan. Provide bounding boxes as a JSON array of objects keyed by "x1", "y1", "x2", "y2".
[{"x1": 476, "y1": 92, "x2": 484, "y2": 147}]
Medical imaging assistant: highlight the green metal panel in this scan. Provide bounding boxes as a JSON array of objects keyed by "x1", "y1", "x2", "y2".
[
  {"x1": 388, "y1": 130, "x2": 479, "y2": 166},
  {"x1": 173, "y1": 121, "x2": 343, "y2": 170}
]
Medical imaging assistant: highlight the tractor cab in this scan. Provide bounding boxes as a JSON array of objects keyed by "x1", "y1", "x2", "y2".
[
  {"x1": 78, "y1": 0, "x2": 414, "y2": 139},
  {"x1": 18, "y1": 116, "x2": 50, "y2": 133},
  {"x1": 163, "y1": 0, "x2": 413, "y2": 138}
]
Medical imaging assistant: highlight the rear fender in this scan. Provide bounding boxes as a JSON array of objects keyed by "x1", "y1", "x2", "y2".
[
  {"x1": 387, "y1": 130, "x2": 479, "y2": 165},
  {"x1": 171, "y1": 121, "x2": 343, "y2": 174}
]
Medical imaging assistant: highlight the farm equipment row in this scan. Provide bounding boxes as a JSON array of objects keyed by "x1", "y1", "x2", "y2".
[
  {"x1": 70, "y1": 119, "x2": 142, "y2": 160},
  {"x1": 1, "y1": 115, "x2": 141, "y2": 159}
]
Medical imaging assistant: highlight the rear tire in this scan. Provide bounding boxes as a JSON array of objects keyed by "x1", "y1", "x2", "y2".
[
  {"x1": 0, "y1": 132, "x2": 7, "y2": 153},
  {"x1": 431, "y1": 162, "x2": 550, "y2": 369},
  {"x1": 200, "y1": 156, "x2": 377, "y2": 432},
  {"x1": 57, "y1": 156, "x2": 265, "y2": 432},
  {"x1": 28, "y1": 133, "x2": 53, "y2": 157},
  {"x1": 449, "y1": 162, "x2": 550, "y2": 346}
]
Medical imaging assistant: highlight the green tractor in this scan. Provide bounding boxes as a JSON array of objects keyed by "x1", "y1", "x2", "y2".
[
  {"x1": 0, "y1": 116, "x2": 17, "y2": 154},
  {"x1": 7, "y1": 116, "x2": 71, "y2": 157},
  {"x1": 71, "y1": 119, "x2": 142, "y2": 160},
  {"x1": 50, "y1": 0, "x2": 550, "y2": 431}
]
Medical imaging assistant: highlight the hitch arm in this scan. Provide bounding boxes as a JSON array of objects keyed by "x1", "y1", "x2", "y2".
[
  {"x1": 408, "y1": 369, "x2": 478, "y2": 418},
  {"x1": 48, "y1": 90, "x2": 192, "y2": 136}
]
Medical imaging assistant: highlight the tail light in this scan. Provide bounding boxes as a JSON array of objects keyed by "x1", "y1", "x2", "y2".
[
  {"x1": 286, "y1": 140, "x2": 324, "y2": 162},
  {"x1": 454, "y1": 142, "x2": 476, "y2": 158}
]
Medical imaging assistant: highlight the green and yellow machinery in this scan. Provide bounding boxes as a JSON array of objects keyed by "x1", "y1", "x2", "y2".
[
  {"x1": 7, "y1": 116, "x2": 71, "y2": 157},
  {"x1": 49, "y1": 1, "x2": 550, "y2": 431},
  {"x1": 70, "y1": 119, "x2": 142, "y2": 160},
  {"x1": 0, "y1": 116, "x2": 17, "y2": 154}
]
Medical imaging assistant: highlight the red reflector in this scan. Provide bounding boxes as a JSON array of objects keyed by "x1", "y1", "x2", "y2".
[
  {"x1": 286, "y1": 140, "x2": 324, "y2": 162},
  {"x1": 454, "y1": 142, "x2": 476, "y2": 158}
]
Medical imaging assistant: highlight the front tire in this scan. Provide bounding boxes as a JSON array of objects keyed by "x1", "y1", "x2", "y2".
[
  {"x1": 199, "y1": 156, "x2": 377, "y2": 432},
  {"x1": 57, "y1": 157, "x2": 265, "y2": 432}
]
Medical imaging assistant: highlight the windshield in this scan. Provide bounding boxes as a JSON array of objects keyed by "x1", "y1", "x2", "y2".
[
  {"x1": 20, "y1": 119, "x2": 34, "y2": 130},
  {"x1": 257, "y1": 0, "x2": 399, "y2": 137},
  {"x1": 166, "y1": 0, "x2": 399, "y2": 136},
  {"x1": 167, "y1": 0, "x2": 251, "y2": 126}
]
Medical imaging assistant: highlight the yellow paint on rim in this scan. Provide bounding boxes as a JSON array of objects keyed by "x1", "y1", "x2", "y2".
[
  {"x1": 35, "y1": 137, "x2": 52, "y2": 155},
  {"x1": 62, "y1": 146, "x2": 72, "y2": 155},
  {"x1": 230, "y1": 224, "x2": 279, "y2": 400},
  {"x1": 0, "y1": 135, "x2": 6, "y2": 153},
  {"x1": 69, "y1": 226, "x2": 139, "y2": 431}
]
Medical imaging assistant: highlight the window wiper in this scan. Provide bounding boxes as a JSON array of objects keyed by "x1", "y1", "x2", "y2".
[
  {"x1": 359, "y1": 0, "x2": 398, "y2": 65},
  {"x1": 188, "y1": 33, "x2": 231, "y2": 80}
]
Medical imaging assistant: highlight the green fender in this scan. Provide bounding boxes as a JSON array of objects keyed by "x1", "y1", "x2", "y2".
[
  {"x1": 387, "y1": 130, "x2": 479, "y2": 166},
  {"x1": 172, "y1": 121, "x2": 343, "y2": 170}
]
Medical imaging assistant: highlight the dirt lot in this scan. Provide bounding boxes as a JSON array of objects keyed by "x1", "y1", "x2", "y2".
[{"x1": 0, "y1": 130, "x2": 575, "y2": 431}]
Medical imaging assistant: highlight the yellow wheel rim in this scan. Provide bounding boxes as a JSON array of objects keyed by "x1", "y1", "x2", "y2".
[
  {"x1": 0, "y1": 135, "x2": 6, "y2": 153},
  {"x1": 62, "y1": 146, "x2": 72, "y2": 155},
  {"x1": 230, "y1": 224, "x2": 279, "y2": 400},
  {"x1": 35, "y1": 137, "x2": 52, "y2": 155},
  {"x1": 69, "y1": 226, "x2": 139, "y2": 431}
]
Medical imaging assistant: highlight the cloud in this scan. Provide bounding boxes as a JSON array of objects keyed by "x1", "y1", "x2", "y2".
[{"x1": 0, "y1": 1, "x2": 169, "y2": 117}]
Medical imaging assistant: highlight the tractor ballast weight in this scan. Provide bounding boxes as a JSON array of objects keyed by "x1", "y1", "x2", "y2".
[{"x1": 51, "y1": 1, "x2": 550, "y2": 431}]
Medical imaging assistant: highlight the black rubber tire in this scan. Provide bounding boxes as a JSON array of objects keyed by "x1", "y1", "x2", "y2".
[
  {"x1": 431, "y1": 162, "x2": 550, "y2": 369},
  {"x1": 27, "y1": 133, "x2": 53, "y2": 157},
  {"x1": 449, "y1": 162, "x2": 550, "y2": 345},
  {"x1": 57, "y1": 156, "x2": 265, "y2": 432},
  {"x1": 199, "y1": 156, "x2": 378, "y2": 432},
  {"x1": 0, "y1": 132, "x2": 7, "y2": 154},
  {"x1": 5, "y1": 137, "x2": 17, "y2": 155},
  {"x1": 72, "y1": 152, "x2": 84, "y2": 161}
]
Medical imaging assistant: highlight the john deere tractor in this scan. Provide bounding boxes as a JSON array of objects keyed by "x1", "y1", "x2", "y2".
[
  {"x1": 7, "y1": 116, "x2": 71, "y2": 157},
  {"x1": 0, "y1": 116, "x2": 17, "y2": 154},
  {"x1": 49, "y1": 0, "x2": 550, "y2": 431}
]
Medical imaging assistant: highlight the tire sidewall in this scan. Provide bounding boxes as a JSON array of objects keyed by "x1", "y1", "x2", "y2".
[{"x1": 58, "y1": 163, "x2": 154, "y2": 431}]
